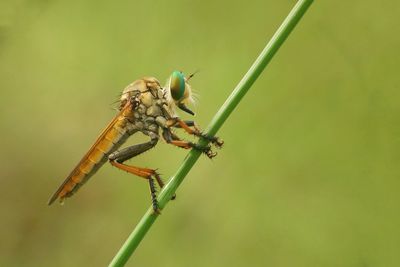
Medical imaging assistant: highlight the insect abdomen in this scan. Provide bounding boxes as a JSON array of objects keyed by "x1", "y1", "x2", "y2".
[{"x1": 49, "y1": 119, "x2": 131, "y2": 204}]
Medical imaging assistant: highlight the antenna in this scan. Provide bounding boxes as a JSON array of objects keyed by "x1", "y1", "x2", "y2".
[{"x1": 186, "y1": 69, "x2": 200, "y2": 81}]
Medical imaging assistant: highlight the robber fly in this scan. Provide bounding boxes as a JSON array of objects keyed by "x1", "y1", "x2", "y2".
[{"x1": 48, "y1": 71, "x2": 223, "y2": 213}]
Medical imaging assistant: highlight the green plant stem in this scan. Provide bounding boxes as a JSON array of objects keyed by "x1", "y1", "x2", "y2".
[{"x1": 109, "y1": 0, "x2": 314, "y2": 266}]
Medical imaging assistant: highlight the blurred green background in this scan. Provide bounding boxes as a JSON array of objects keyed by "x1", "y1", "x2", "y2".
[{"x1": 1, "y1": 0, "x2": 399, "y2": 266}]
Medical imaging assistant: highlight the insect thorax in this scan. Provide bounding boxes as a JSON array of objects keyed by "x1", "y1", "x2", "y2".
[{"x1": 121, "y1": 77, "x2": 172, "y2": 135}]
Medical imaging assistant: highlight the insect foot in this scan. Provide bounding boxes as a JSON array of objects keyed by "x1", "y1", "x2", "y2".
[
  {"x1": 205, "y1": 148, "x2": 218, "y2": 159},
  {"x1": 199, "y1": 132, "x2": 224, "y2": 148},
  {"x1": 153, "y1": 207, "x2": 162, "y2": 215},
  {"x1": 211, "y1": 137, "x2": 224, "y2": 148},
  {"x1": 190, "y1": 142, "x2": 217, "y2": 158}
]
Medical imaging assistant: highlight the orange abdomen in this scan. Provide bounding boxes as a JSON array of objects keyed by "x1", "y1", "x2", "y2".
[{"x1": 48, "y1": 105, "x2": 133, "y2": 205}]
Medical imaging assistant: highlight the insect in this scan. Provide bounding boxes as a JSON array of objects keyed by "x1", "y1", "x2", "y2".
[{"x1": 48, "y1": 71, "x2": 223, "y2": 213}]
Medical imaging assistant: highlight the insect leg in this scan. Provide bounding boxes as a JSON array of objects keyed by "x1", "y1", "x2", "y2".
[
  {"x1": 108, "y1": 138, "x2": 157, "y2": 162},
  {"x1": 148, "y1": 177, "x2": 160, "y2": 214},
  {"x1": 173, "y1": 119, "x2": 224, "y2": 148},
  {"x1": 108, "y1": 134, "x2": 163, "y2": 212},
  {"x1": 162, "y1": 128, "x2": 217, "y2": 158}
]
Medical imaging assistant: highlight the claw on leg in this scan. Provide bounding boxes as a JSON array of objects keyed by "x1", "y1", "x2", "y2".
[
  {"x1": 199, "y1": 133, "x2": 224, "y2": 148},
  {"x1": 189, "y1": 142, "x2": 217, "y2": 158}
]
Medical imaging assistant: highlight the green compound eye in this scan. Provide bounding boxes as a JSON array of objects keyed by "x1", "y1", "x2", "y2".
[{"x1": 169, "y1": 71, "x2": 186, "y2": 101}]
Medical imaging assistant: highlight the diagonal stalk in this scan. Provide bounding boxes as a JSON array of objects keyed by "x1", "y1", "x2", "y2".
[{"x1": 109, "y1": 0, "x2": 314, "y2": 266}]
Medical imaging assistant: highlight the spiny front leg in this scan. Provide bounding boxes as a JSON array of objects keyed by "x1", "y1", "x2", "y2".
[
  {"x1": 162, "y1": 128, "x2": 217, "y2": 158},
  {"x1": 171, "y1": 119, "x2": 224, "y2": 148}
]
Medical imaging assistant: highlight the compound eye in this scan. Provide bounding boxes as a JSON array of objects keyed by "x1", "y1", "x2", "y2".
[{"x1": 169, "y1": 70, "x2": 186, "y2": 101}]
